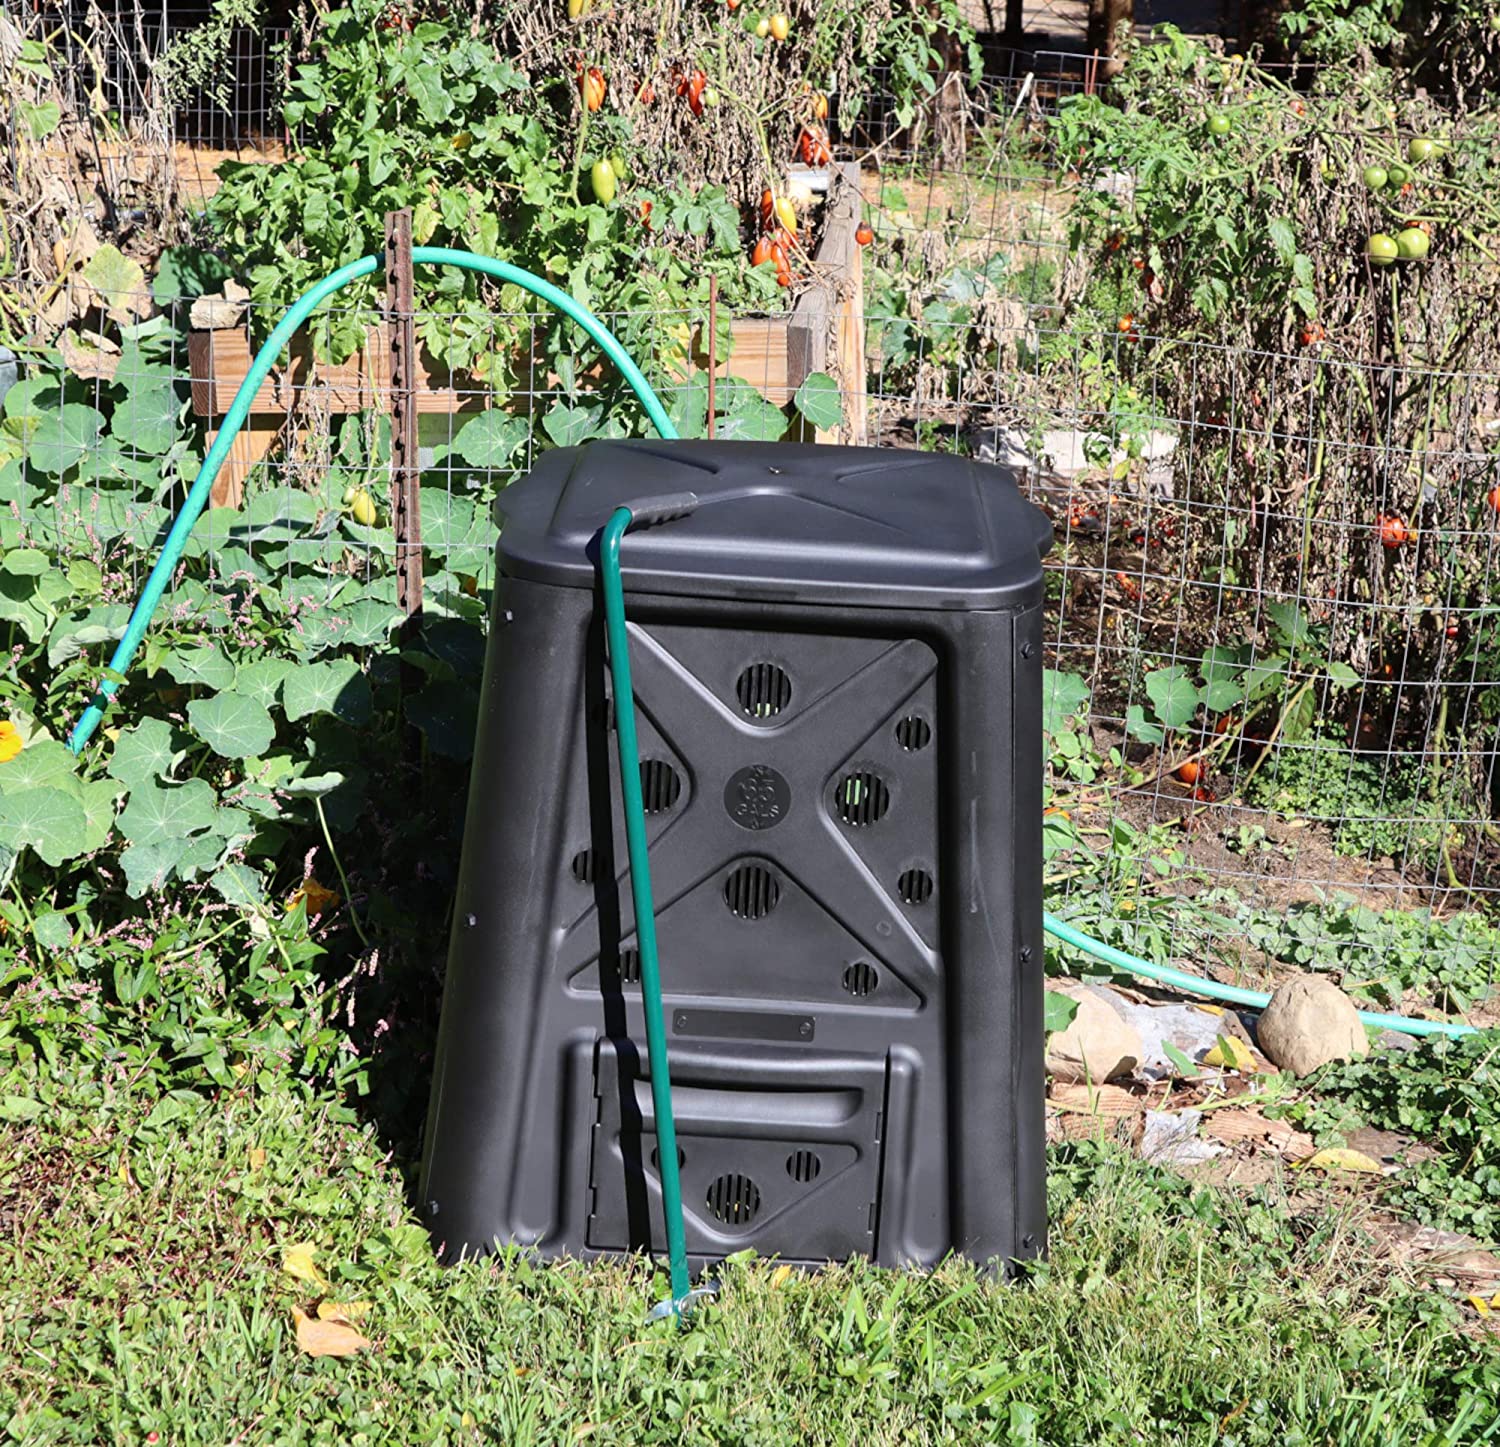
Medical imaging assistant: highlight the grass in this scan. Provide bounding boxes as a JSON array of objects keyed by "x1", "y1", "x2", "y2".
[{"x1": 5, "y1": 1061, "x2": 1500, "y2": 1445}]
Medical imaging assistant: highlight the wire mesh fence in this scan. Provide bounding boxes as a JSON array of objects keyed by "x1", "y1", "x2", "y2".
[{"x1": 7, "y1": 32, "x2": 1500, "y2": 1019}]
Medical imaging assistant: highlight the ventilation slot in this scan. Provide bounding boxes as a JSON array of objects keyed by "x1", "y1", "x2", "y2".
[
  {"x1": 651, "y1": 1145, "x2": 686, "y2": 1170},
  {"x1": 736, "y1": 663, "x2": 792, "y2": 720},
  {"x1": 724, "y1": 863, "x2": 780, "y2": 920},
  {"x1": 842, "y1": 961, "x2": 879, "y2": 997},
  {"x1": 705, "y1": 1173, "x2": 761, "y2": 1226},
  {"x1": 640, "y1": 759, "x2": 682, "y2": 813},
  {"x1": 570, "y1": 849, "x2": 596, "y2": 885},
  {"x1": 835, "y1": 771, "x2": 890, "y2": 827},
  {"x1": 786, "y1": 1150, "x2": 822, "y2": 1184},
  {"x1": 895, "y1": 715, "x2": 932, "y2": 751},
  {"x1": 619, "y1": 947, "x2": 641, "y2": 985},
  {"x1": 898, "y1": 868, "x2": 935, "y2": 906}
]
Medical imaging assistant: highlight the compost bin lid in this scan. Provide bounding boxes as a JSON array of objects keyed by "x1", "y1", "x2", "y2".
[{"x1": 494, "y1": 439, "x2": 1053, "y2": 610}]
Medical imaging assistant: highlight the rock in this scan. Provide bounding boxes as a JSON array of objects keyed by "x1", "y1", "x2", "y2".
[
  {"x1": 189, "y1": 279, "x2": 251, "y2": 331},
  {"x1": 1045, "y1": 980, "x2": 1143, "y2": 1082},
  {"x1": 1255, "y1": 975, "x2": 1369, "y2": 1077}
]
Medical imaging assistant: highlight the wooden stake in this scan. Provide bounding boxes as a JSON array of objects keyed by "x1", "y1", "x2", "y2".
[
  {"x1": 385, "y1": 208, "x2": 423, "y2": 620},
  {"x1": 706, "y1": 273, "x2": 718, "y2": 440}
]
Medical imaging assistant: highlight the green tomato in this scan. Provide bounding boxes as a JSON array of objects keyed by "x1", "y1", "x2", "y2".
[
  {"x1": 608, "y1": 153, "x2": 629, "y2": 182},
  {"x1": 701, "y1": 86, "x2": 720, "y2": 107},
  {"x1": 1386, "y1": 163, "x2": 1410, "y2": 187},
  {"x1": 1207, "y1": 113, "x2": 1232, "y2": 137},
  {"x1": 341, "y1": 485, "x2": 357, "y2": 506},
  {"x1": 1366, "y1": 232, "x2": 1399, "y2": 265},
  {"x1": 1408, "y1": 135, "x2": 1437, "y2": 164},
  {"x1": 1362, "y1": 165, "x2": 1388, "y2": 190},
  {"x1": 590, "y1": 158, "x2": 617, "y2": 205},
  {"x1": 1396, "y1": 226, "x2": 1430, "y2": 260}
]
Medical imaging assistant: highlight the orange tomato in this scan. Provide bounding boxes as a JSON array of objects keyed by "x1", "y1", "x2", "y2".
[{"x1": 579, "y1": 66, "x2": 606, "y2": 111}]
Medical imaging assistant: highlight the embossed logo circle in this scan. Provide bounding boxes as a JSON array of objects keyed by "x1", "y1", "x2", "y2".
[{"x1": 724, "y1": 764, "x2": 791, "y2": 831}]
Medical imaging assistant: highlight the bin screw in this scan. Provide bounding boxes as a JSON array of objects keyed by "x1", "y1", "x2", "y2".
[
  {"x1": 1019, "y1": 641, "x2": 1033, "y2": 658},
  {"x1": 1019, "y1": 947, "x2": 1032, "y2": 964}
]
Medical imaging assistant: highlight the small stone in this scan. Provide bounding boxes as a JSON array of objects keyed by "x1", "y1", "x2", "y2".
[
  {"x1": 1255, "y1": 975, "x2": 1369, "y2": 1077},
  {"x1": 1046, "y1": 979, "x2": 1143, "y2": 1082}
]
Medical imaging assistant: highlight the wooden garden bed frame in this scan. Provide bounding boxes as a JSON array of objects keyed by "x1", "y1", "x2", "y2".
[{"x1": 187, "y1": 164, "x2": 867, "y2": 507}]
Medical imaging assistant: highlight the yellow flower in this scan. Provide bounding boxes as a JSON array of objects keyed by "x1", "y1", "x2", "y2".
[
  {"x1": 285, "y1": 878, "x2": 341, "y2": 917},
  {"x1": 0, "y1": 721, "x2": 22, "y2": 764}
]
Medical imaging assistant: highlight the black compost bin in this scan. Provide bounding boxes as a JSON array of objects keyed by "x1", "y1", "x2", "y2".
[{"x1": 420, "y1": 439, "x2": 1053, "y2": 1272}]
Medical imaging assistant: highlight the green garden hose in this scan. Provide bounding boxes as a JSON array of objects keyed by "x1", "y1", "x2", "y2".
[
  {"x1": 66, "y1": 245, "x2": 1480, "y2": 1316},
  {"x1": 66, "y1": 247, "x2": 673, "y2": 754}
]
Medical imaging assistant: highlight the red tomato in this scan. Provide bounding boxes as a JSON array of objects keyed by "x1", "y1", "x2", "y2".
[
  {"x1": 1175, "y1": 760, "x2": 1201, "y2": 785},
  {"x1": 855, "y1": 221, "x2": 874, "y2": 247},
  {"x1": 1377, "y1": 513, "x2": 1410, "y2": 549},
  {"x1": 1487, "y1": 484, "x2": 1500, "y2": 514},
  {"x1": 751, "y1": 235, "x2": 776, "y2": 269}
]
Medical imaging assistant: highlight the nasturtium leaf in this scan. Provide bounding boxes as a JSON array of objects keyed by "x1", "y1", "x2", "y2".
[
  {"x1": 234, "y1": 657, "x2": 293, "y2": 710},
  {"x1": 187, "y1": 692, "x2": 276, "y2": 759},
  {"x1": 28, "y1": 404, "x2": 104, "y2": 475},
  {"x1": 454, "y1": 410, "x2": 527, "y2": 469},
  {"x1": 792, "y1": 371, "x2": 843, "y2": 432},
  {"x1": 541, "y1": 401, "x2": 606, "y2": 449},
  {"x1": 1043, "y1": 669, "x2": 1090, "y2": 737},
  {"x1": 31, "y1": 911, "x2": 75, "y2": 951},
  {"x1": 716, "y1": 389, "x2": 789, "y2": 443},
  {"x1": 1327, "y1": 661, "x2": 1360, "y2": 688},
  {"x1": 1044, "y1": 989, "x2": 1081, "y2": 1035},
  {"x1": 281, "y1": 660, "x2": 372, "y2": 724},
  {"x1": 1202, "y1": 679, "x2": 1244, "y2": 713},
  {"x1": 0, "y1": 738, "x2": 78, "y2": 795},
  {"x1": 281, "y1": 771, "x2": 347, "y2": 797},
  {"x1": 108, "y1": 718, "x2": 178, "y2": 788},
  {"x1": 119, "y1": 841, "x2": 177, "y2": 898},
  {"x1": 1125, "y1": 704, "x2": 1165, "y2": 745},
  {"x1": 0, "y1": 786, "x2": 89, "y2": 866},
  {"x1": 47, "y1": 605, "x2": 132, "y2": 669},
  {"x1": 117, "y1": 777, "x2": 218, "y2": 847},
  {"x1": 2, "y1": 549, "x2": 48, "y2": 577},
  {"x1": 162, "y1": 643, "x2": 236, "y2": 691},
  {"x1": 78, "y1": 777, "x2": 122, "y2": 853},
  {"x1": 1144, "y1": 666, "x2": 1203, "y2": 730},
  {"x1": 340, "y1": 598, "x2": 403, "y2": 647},
  {"x1": 111, "y1": 376, "x2": 181, "y2": 455},
  {"x1": 210, "y1": 862, "x2": 265, "y2": 910}
]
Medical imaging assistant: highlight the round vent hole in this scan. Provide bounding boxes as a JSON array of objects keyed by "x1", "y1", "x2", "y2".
[
  {"x1": 706, "y1": 1172, "x2": 761, "y2": 1226},
  {"x1": 640, "y1": 759, "x2": 682, "y2": 813},
  {"x1": 651, "y1": 1145, "x2": 686, "y2": 1170},
  {"x1": 835, "y1": 771, "x2": 890, "y2": 827},
  {"x1": 619, "y1": 947, "x2": 641, "y2": 985},
  {"x1": 736, "y1": 663, "x2": 792, "y2": 720},
  {"x1": 842, "y1": 961, "x2": 879, "y2": 997},
  {"x1": 570, "y1": 849, "x2": 596, "y2": 885},
  {"x1": 895, "y1": 715, "x2": 932, "y2": 751},
  {"x1": 898, "y1": 867, "x2": 935, "y2": 906},
  {"x1": 786, "y1": 1150, "x2": 822, "y2": 1184},
  {"x1": 724, "y1": 863, "x2": 780, "y2": 920}
]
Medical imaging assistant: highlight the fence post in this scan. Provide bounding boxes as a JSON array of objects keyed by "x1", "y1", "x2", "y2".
[{"x1": 385, "y1": 208, "x2": 423, "y2": 624}]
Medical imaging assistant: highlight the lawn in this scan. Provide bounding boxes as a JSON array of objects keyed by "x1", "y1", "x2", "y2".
[{"x1": 4, "y1": 1055, "x2": 1500, "y2": 1445}]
